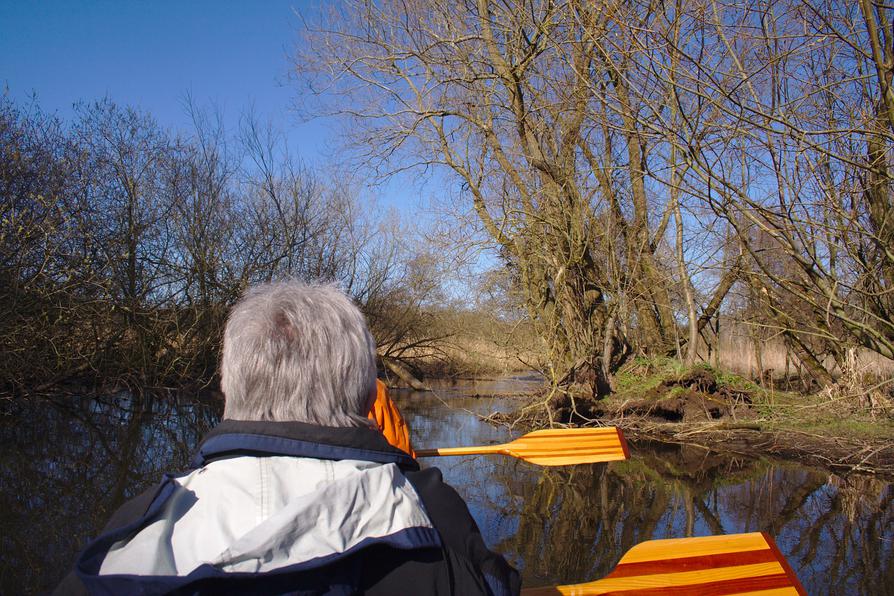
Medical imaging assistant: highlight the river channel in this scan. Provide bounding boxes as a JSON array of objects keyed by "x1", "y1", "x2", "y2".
[{"x1": 1, "y1": 375, "x2": 891, "y2": 594}]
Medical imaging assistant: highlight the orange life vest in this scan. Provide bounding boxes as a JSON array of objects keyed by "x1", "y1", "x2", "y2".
[{"x1": 368, "y1": 378, "x2": 416, "y2": 458}]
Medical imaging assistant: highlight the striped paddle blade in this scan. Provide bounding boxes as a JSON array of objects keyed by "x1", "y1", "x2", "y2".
[
  {"x1": 416, "y1": 427, "x2": 629, "y2": 466},
  {"x1": 521, "y1": 532, "x2": 806, "y2": 595}
]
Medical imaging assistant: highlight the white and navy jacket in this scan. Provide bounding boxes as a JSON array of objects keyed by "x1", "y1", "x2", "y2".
[{"x1": 57, "y1": 420, "x2": 520, "y2": 595}]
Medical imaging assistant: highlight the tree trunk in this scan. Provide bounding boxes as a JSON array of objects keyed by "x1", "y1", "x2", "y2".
[{"x1": 382, "y1": 356, "x2": 429, "y2": 391}]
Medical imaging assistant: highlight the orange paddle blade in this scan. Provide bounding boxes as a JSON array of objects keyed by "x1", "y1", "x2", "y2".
[
  {"x1": 416, "y1": 427, "x2": 629, "y2": 466},
  {"x1": 521, "y1": 532, "x2": 806, "y2": 595}
]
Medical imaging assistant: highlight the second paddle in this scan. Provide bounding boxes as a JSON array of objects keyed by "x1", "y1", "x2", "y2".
[{"x1": 416, "y1": 427, "x2": 629, "y2": 466}]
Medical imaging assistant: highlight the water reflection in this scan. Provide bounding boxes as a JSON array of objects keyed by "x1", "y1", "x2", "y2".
[
  {"x1": 1, "y1": 378, "x2": 891, "y2": 595},
  {"x1": 0, "y1": 392, "x2": 220, "y2": 594},
  {"x1": 395, "y1": 379, "x2": 894, "y2": 596}
]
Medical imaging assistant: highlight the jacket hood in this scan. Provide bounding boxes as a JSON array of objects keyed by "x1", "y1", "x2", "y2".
[{"x1": 75, "y1": 421, "x2": 438, "y2": 594}]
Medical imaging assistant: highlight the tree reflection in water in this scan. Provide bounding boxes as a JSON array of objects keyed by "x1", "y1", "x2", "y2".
[
  {"x1": 398, "y1": 381, "x2": 893, "y2": 596},
  {"x1": 1, "y1": 379, "x2": 890, "y2": 595},
  {"x1": 0, "y1": 392, "x2": 220, "y2": 594}
]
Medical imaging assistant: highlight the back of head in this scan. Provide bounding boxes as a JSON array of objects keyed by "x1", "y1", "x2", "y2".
[{"x1": 221, "y1": 280, "x2": 376, "y2": 427}]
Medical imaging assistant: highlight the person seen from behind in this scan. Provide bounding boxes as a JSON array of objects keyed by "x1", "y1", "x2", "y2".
[{"x1": 57, "y1": 280, "x2": 518, "y2": 595}]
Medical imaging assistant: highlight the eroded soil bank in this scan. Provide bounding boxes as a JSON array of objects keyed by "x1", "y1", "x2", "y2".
[
  {"x1": 613, "y1": 423, "x2": 894, "y2": 479},
  {"x1": 503, "y1": 364, "x2": 894, "y2": 478}
]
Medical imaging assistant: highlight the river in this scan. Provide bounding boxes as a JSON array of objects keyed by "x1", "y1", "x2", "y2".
[{"x1": 1, "y1": 376, "x2": 891, "y2": 594}]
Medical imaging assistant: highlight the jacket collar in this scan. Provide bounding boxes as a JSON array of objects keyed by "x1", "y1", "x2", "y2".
[{"x1": 192, "y1": 419, "x2": 419, "y2": 471}]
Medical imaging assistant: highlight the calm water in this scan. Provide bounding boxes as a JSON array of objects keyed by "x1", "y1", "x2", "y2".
[{"x1": 1, "y1": 377, "x2": 892, "y2": 594}]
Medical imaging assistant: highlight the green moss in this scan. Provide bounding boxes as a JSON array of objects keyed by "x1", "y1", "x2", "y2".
[
  {"x1": 714, "y1": 370, "x2": 761, "y2": 393},
  {"x1": 613, "y1": 356, "x2": 685, "y2": 398},
  {"x1": 614, "y1": 357, "x2": 760, "y2": 400},
  {"x1": 666, "y1": 385, "x2": 687, "y2": 399},
  {"x1": 607, "y1": 356, "x2": 894, "y2": 443}
]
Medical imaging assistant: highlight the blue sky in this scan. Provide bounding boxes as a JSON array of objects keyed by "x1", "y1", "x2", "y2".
[{"x1": 0, "y1": 0, "x2": 428, "y2": 211}]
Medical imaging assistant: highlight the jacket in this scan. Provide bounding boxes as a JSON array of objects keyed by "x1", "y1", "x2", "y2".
[{"x1": 57, "y1": 419, "x2": 519, "y2": 596}]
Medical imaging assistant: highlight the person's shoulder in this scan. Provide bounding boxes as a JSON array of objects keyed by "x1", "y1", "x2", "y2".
[
  {"x1": 404, "y1": 467, "x2": 521, "y2": 596},
  {"x1": 403, "y1": 468, "x2": 470, "y2": 533}
]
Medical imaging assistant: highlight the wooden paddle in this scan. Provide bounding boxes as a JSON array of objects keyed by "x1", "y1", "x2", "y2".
[
  {"x1": 415, "y1": 427, "x2": 629, "y2": 466},
  {"x1": 521, "y1": 531, "x2": 806, "y2": 595}
]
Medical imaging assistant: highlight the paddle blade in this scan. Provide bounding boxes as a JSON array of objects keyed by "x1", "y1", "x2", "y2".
[
  {"x1": 521, "y1": 532, "x2": 806, "y2": 595},
  {"x1": 416, "y1": 427, "x2": 629, "y2": 466},
  {"x1": 504, "y1": 427, "x2": 629, "y2": 466}
]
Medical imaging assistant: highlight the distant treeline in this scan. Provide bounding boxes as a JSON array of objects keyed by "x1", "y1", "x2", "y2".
[{"x1": 0, "y1": 97, "x2": 443, "y2": 393}]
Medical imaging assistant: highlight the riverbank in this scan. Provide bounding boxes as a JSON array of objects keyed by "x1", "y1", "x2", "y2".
[
  {"x1": 497, "y1": 411, "x2": 894, "y2": 479},
  {"x1": 490, "y1": 359, "x2": 894, "y2": 479},
  {"x1": 616, "y1": 422, "x2": 894, "y2": 478}
]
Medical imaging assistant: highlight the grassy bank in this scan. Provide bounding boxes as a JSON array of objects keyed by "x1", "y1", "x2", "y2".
[
  {"x1": 505, "y1": 357, "x2": 894, "y2": 477},
  {"x1": 610, "y1": 357, "x2": 893, "y2": 435}
]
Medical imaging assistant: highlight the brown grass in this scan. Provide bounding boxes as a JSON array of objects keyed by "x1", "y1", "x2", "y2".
[
  {"x1": 397, "y1": 310, "x2": 546, "y2": 379},
  {"x1": 698, "y1": 330, "x2": 894, "y2": 385}
]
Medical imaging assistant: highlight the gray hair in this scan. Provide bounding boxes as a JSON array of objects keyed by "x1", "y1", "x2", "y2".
[{"x1": 221, "y1": 280, "x2": 377, "y2": 427}]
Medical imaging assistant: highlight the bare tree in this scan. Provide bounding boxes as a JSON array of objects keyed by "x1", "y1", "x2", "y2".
[
  {"x1": 293, "y1": 0, "x2": 740, "y2": 396},
  {"x1": 294, "y1": 0, "x2": 894, "y2": 399},
  {"x1": 0, "y1": 94, "x2": 447, "y2": 393}
]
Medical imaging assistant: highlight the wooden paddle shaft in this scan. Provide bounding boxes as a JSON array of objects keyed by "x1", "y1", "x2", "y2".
[{"x1": 415, "y1": 444, "x2": 506, "y2": 457}]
